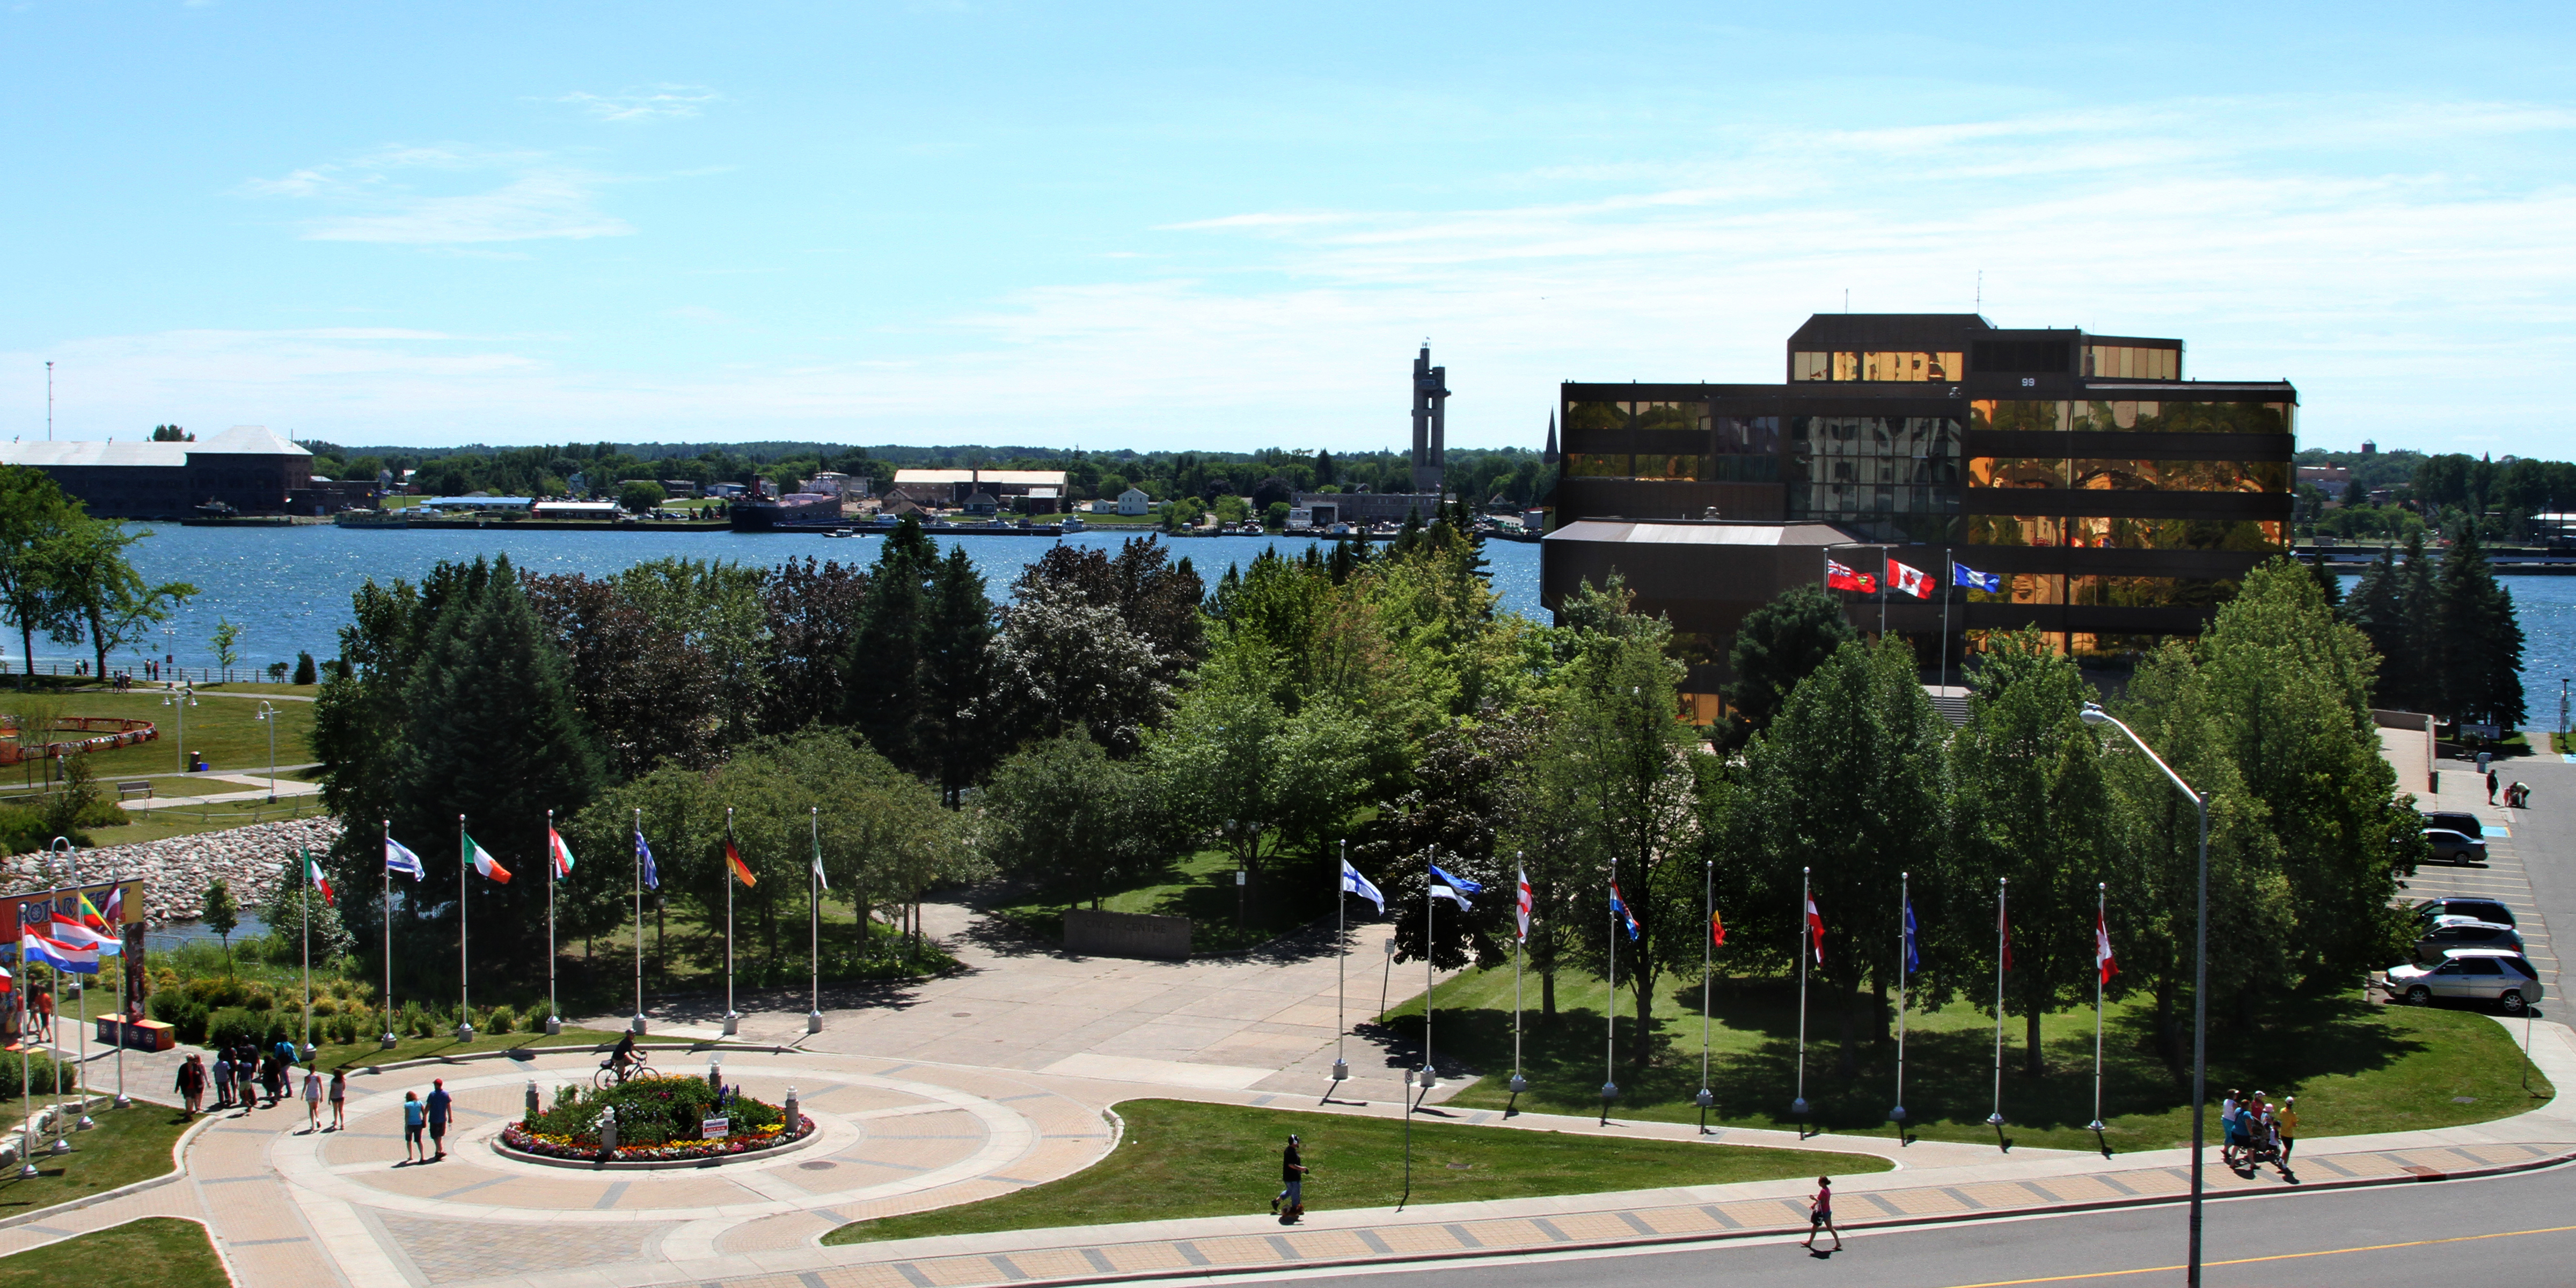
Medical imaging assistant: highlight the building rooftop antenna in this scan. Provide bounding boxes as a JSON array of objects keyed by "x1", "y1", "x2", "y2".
[{"x1": 1975, "y1": 270, "x2": 1982, "y2": 313}]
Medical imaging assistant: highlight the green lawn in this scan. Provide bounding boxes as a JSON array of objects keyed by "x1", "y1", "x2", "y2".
[
  {"x1": 0, "y1": 689, "x2": 313, "y2": 788},
  {"x1": 824, "y1": 1097, "x2": 1879, "y2": 1245},
  {"x1": 987, "y1": 848, "x2": 1337, "y2": 955},
  {"x1": 1390, "y1": 965, "x2": 2548, "y2": 1153},
  {"x1": 0, "y1": 1102, "x2": 191, "y2": 1220},
  {"x1": 0, "y1": 1217, "x2": 228, "y2": 1287},
  {"x1": 82, "y1": 796, "x2": 327, "y2": 846},
  {"x1": 303, "y1": 1024, "x2": 653, "y2": 1074}
]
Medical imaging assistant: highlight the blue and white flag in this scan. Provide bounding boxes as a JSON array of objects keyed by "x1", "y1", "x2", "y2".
[
  {"x1": 1952, "y1": 561, "x2": 2002, "y2": 593},
  {"x1": 1429, "y1": 865, "x2": 1484, "y2": 895},
  {"x1": 1901, "y1": 898, "x2": 1920, "y2": 975},
  {"x1": 1340, "y1": 860, "x2": 1385, "y2": 913},
  {"x1": 636, "y1": 828, "x2": 661, "y2": 891},
  {"x1": 385, "y1": 836, "x2": 425, "y2": 881}
]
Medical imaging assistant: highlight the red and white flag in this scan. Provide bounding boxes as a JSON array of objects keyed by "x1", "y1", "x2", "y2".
[
  {"x1": 305, "y1": 851, "x2": 335, "y2": 908},
  {"x1": 1886, "y1": 559, "x2": 1933, "y2": 599},
  {"x1": 1805, "y1": 893, "x2": 1825, "y2": 963},
  {"x1": 1824, "y1": 559, "x2": 1877, "y2": 594},
  {"x1": 547, "y1": 828, "x2": 577, "y2": 880},
  {"x1": 2097, "y1": 910, "x2": 2119, "y2": 984},
  {"x1": 1514, "y1": 867, "x2": 1533, "y2": 943}
]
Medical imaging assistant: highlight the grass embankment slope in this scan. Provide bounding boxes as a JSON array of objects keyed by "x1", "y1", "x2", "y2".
[
  {"x1": 1388, "y1": 965, "x2": 2548, "y2": 1153},
  {"x1": 826, "y1": 1097, "x2": 1878, "y2": 1245},
  {"x1": 0, "y1": 1217, "x2": 226, "y2": 1287},
  {"x1": 987, "y1": 848, "x2": 1338, "y2": 955},
  {"x1": 0, "y1": 1102, "x2": 191, "y2": 1220}
]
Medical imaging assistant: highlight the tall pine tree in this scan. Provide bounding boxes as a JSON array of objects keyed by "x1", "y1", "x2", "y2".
[
  {"x1": 844, "y1": 516, "x2": 938, "y2": 770},
  {"x1": 2435, "y1": 525, "x2": 2527, "y2": 728},
  {"x1": 920, "y1": 545, "x2": 996, "y2": 806}
]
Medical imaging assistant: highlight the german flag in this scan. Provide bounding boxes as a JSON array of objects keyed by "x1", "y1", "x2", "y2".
[{"x1": 724, "y1": 839, "x2": 757, "y2": 888}]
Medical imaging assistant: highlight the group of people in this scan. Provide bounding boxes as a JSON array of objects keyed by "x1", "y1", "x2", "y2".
[
  {"x1": 171, "y1": 1040, "x2": 348, "y2": 1132},
  {"x1": 400, "y1": 1078, "x2": 455, "y2": 1163},
  {"x1": 2219, "y1": 1088, "x2": 2296, "y2": 1168}
]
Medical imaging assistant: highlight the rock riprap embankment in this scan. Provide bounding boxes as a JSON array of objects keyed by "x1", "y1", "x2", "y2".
[{"x1": 0, "y1": 817, "x2": 344, "y2": 924}]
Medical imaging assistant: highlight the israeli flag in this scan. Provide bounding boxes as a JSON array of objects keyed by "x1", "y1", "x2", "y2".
[
  {"x1": 385, "y1": 836, "x2": 425, "y2": 881},
  {"x1": 1952, "y1": 561, "x2": 2002, "y2": 593},
  {"x1": 1340, "y1": 860, "x2": 1384, "y2": 913}
]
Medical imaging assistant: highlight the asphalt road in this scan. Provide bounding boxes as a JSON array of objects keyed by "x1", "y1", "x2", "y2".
[
  {"x1": 1247, "y1": 1161, "x2": 2576, "y2": 1288},
  {"x1": 2494, "y1": 750, "x2": 2576, "y2": 1020}
]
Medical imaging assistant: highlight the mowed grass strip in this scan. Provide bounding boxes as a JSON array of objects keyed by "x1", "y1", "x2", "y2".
[
  {"x1": 823, "y1": 1097, "x2": 1880, "y2": 1245},
  {"x1": 0, "y1": 1217, "x2": 228, "y2": 1288},
  {"x1": 0, "y1": 1102, "x2": 192, "y2": 1217}
]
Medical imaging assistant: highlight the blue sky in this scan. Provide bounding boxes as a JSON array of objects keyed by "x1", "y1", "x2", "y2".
[{"x1": 4, "y1": 2, "x2": 2572, "y2": 456}]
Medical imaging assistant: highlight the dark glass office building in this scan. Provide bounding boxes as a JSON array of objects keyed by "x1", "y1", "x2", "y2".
[{"x1": 1544, "y1": 314, "x2": 2293, "y2": 692}]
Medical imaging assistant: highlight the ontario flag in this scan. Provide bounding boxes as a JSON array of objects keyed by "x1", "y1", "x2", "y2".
[
  {"x1": 1824, "y1": 559, "x2": 1877, "y2": 594},
  {"x1": 2097, "y1": 910, "x2": 2119, "y2": 984},
  {"x1": 547, "y1": 828, "x2": 576, "y2": 881},
  {"x1": 465, "y1": 832, "x2": 512, "y2": 884},
  {"x1": 1805, "y1": 892, "x2": 1825, "y2": 963},
  {"x1": 305, "y1": 850, "x2": 334, "y2": 908},
  {"x1": 1886, "y1": 559, "x2": 1933, "y2": 599},
  {"x1": 725, "y1": 838, "x2": 757, "y2": 888}
]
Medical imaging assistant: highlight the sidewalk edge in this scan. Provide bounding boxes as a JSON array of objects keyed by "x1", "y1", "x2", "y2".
[{"x1": 0, "y1": 1102, "x2": 221, "y2": 1235}]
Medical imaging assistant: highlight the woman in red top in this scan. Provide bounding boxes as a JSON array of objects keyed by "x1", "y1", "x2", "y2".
[{"x1": 1803, "y1": 1176, "x2": 1841, "y2": 1252}]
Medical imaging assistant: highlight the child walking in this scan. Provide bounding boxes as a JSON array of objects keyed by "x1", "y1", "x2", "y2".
[{"x1": 1803, "y1": 1176, "x2": 1841, "y2": 1252}]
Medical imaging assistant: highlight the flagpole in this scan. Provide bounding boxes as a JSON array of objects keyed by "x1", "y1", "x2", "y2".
[
  {"x1": 113, "y1": 880, "x2": 126, "y2": 1108},
  {"x1": 383, "y1": 820, "x2": 395, "y2": 1046},
  {"x1": 1333, "y1": 840, "x2": 1348, "y2": 1089},
  {"x1": 301, "y1": 848, "x2": 312, "y2": 1060},
  {"x1": 1603, "y1": 859, "x2": 1618, "y2": 1121},
  {"x1": 1894, "y1": 872, "x2": 1910, "y2": 1135},
  {"x1": 1422, "y1": 851, "x2": 1435, "y2": 1105},
  {"x1": 1940, "y1": 546, "x2": 1954, "y2": 694},
  {"x1": 632, "y1": 808, "x2": 645, "y2": 1036},
  {"x1": 1988, "y1": 876, "x2": 2006, "y2": 1129},
  {"x1": 458, "y1": 814, "x2": 471, "y2": 1042},
  {"x1": 15, "y1": 923, "x2": 31, "y2": 1176},
  {"x1": 808, "y1": 807, "x2": 822, "y2": 1036},
  {"x1": 2088, "y1": 882, "x2": 2107, "y2": 1133},
  {"x1": 1699, "y1": 858, "x2": 1711, "y2": 1135},
  {"x1": 1794, "y1": 866, "x2": 1809, "y2": 1125},
  {"x1": 545, "y1": 810, "x2": 557, "y2": 1037},
  {"x1": 69, "y1": 843, "x2": 92, "y2": 1132},
  {"x1": 723, "y1": 807, "x2": 738, "y2": 1037},
  {"x1": 1512, "y1": 851, "x2": 1524, "y2": 1095}
]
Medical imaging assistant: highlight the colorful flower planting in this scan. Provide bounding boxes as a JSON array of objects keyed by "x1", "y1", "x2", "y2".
[{"x1": 501, "y1": 1074, "x2": 810, "y2": 1162}]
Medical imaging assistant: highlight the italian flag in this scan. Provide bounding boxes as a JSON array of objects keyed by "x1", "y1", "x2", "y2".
[
  {"x1": 466, "y1": 832, "x2": 513, "y2": 884},
  {"x1": 547, "y1": 828, "x2": 576, "y2": 880},
  {"x1": 305, "y1": 850, "x2": 335, "y2": 907}
]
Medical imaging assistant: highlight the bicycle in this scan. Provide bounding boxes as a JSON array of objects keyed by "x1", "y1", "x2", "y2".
[{"x1": 593, "y1": 1058, "x2": 658, "y2": 1089}]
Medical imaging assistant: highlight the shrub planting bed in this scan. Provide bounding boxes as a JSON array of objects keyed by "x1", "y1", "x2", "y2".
[{"x1": 501, "y1": 1074, "x2": 811, "y2": 1163}]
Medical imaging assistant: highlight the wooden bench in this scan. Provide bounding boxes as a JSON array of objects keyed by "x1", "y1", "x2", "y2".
[{"x1": 116, "y1": 780, "x2": 151, "y2": 800}]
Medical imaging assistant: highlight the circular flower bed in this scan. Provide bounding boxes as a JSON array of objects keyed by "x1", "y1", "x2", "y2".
[{"x1": 501, "y1": 1074, "x2": 814, "y2": 1163}]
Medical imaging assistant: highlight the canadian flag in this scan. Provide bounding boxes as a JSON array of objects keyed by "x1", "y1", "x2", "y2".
[
  {"x1": 2097, "y1": 910, "x2": 2120, "y2": 984},
  {"x1": 1887, "y1": 559, "x2": 1933, "y2": 599},
  {"x1": 1825, "y1": 560, "x2": 1877, "y2": 594}
]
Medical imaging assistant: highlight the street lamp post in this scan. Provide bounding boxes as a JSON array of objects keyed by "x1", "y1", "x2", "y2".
[
  {"x1": 254, "y1": 701, "x2": 279, "y2": 802},
  {"x1": 162, "y1": 683, "x2": 195, "y2": 774},
  {"x1": 2081, "y1": 702, "x2": 2208, "y2": 1287}
]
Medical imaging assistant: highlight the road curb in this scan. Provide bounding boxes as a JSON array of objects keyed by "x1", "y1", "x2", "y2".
[
  {"x1": 0, "y1": 1100, "x2": 220, "y2": 1236},
  {"x1": 820, "y1": 1143, "x2": 2576, "y2": 1288},
  {"x1": 356, "y1": 1040, "x2": 787, "y2": 1076}
]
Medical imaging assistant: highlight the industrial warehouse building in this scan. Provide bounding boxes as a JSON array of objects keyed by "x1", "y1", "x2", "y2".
[
  {"x1": 0, "y1": 425, "x2": 319, "y2": 517},
  {"x1": 1541, "y1": 313, "x2": 2294, "y2": 708}
]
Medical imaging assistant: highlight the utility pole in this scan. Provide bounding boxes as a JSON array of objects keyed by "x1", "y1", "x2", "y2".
[{"x1": 45, "y1": 362, "x2": 54, "y2": 442}]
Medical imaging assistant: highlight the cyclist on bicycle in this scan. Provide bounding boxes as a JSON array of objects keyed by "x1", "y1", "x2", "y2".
[{"x1": 604, "y1": 1030, "x2": 639, "y2": 1081}]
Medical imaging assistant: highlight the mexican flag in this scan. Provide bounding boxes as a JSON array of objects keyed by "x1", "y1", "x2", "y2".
[{"x1": 465, "y1": 832, "x2": 513, "y2": 884}]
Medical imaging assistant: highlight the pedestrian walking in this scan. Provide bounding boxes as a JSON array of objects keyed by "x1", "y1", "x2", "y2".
[
  {"x1": 2277, "y1": 1096, "x2": 2297, "y2": 1162},
  {"x1": 2489, "y1": 769, "x2": 2500, "y2": 803},
  {"x1": 401, "y1": 1091, "x2": 425, "y2": 1163},
  {"x1": 1803, "y1": 1176, "x2": 1841, "y2": 1252},
  {"x1": 180, "y1": 1053, "x2": 207, "y2": 1115},
  {"x1": 425, "y1": 1078, "x2": 452, "y2": 1160},
  {"x1": 1270, "y1": 1133, "x2": 1309, "y2": 1223},
  {"x1": 211, "y1": 1053, "x2": 233, "y2": 1109},
  {"x1": 329, "y1": 1069, "x2": 347, "y2": 1131},
  {"x1": 2219, "y1": 1089, "x2": 2241, "y2": 1166},
  {"x1": 303, "y1": 1066, "x2": 324, "y2": 1132}
]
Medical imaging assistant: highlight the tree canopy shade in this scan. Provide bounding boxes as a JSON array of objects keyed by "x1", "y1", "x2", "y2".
[
  {"x1": 1722, "y1": 584, "x2": 1858, "y2": 745},
  {"x1": 978, "y1": 734, "x2": 1166, "y2": 910},
  {"x1": 0, "y1": 466, "x2": 86, "y2": 680}
]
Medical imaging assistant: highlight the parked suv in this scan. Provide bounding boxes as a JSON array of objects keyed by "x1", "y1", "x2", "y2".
[
  {"x1": 2381, "y1": 948, "x2": 2543, "y2": 1013},
  {"x1": 2415, "y1": 897, "x2": 2516, "y2": 927},
  {"x1": 2421, "y1": 810, "x2": 2485, "y2": 840},
  {"x1": 2416, "y1": 919, "x2": 2525, "y2": 958}
]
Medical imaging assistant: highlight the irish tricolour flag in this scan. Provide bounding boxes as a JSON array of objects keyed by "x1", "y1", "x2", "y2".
[{"x1": 465, "y1": 832, "x2": 513, "y2": 884}]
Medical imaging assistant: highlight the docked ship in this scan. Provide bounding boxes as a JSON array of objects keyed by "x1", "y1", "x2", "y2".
[{"x1": 729, "y1": 488, "x2": 844, "y2": 532}]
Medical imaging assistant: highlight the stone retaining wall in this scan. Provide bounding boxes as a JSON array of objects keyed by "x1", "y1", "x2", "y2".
[
  {"x1": 1063, "y1": 908, "x2": 1190, "y2": 960},
  {"x1": 0, "y1": 816, "x2": 344, "y2": 925}
]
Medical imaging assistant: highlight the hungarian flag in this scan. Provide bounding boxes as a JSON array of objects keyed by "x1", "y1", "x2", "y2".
[
  {"x1": 1886, "y1": 559, "x2": 1933, "y2": 599},
  {"x1": 305, "y1": 850, "x2": 335, "y2": 908},
  {"x1": 725, "y1": 838, "x2": 757, "y2": 888},
  {"x1": 466, "y1": 832, "x2": 512, "y2": 884},
  {"x1": 1805, "y1": 892, "x2": 1825, "y2": 963},
  {"x1": 1825, "y1": 559, "x2": 1877, "y2": 594},
  {"x1": 1514, "y1": 867, "x2": 1533, "y2": 943},
  {"x1": 1608, "y1": 882, "x2": 1640, "y2": 941},
  {"x1": 2097, "y1": 910, "x2": 2119, "y2": 984},
  {"x1": 1709, "y1": 908, "x2": 1726, "y2": 947},
  {"x1": 547, "y1": 828, "x2": 576, "y2": 880}
]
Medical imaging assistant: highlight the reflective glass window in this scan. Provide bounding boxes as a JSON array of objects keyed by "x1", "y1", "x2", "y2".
[
  {"x1": 2067, "y1": 576, "x2": 2240, "y2": 609},
  {"x1": 2068, "y1": 401, "x2": 2292, "y2": 434},
  {"x1": 1565, "y1": 401, "x2": 1629, "y2": 437},
  {"x1": 1561, "y1": 452, "x2": 1629, "y2": 478},
  {"x1": 1634, "y1": 455, "x2": 1701, "y2": 480},
  {"x1": 2083, "y1": 346, "x2": 2182, "y2": 380},
  {"x1": 1966, "y1": 572, "x2": 2063, "y2": 605},
  {"x1": 1862, "y1": 351, "x2": 1965, "y2": 382},
  {"x1": 1970, "y1": 400, "x2": 2071, "y2": 433},
  {"x1": 1965, "y1": 514, "x2": 2063, "y2": 546},
  {"x1": 2071, "y1": 459, "x2": 2289, "y2": 493},
  {"x1": 1628, "y1": 401, "x2": 1708, "y2": 434},
  {"x1": 1832, "y1": 352, "x2": 1861, "y2": 382},
  {"x1": 1700, "y1": 456, "x2": 1781, "y2": 484},
  {"x1": 1713, "y1": 415, "x2": 1780, "y2": 456},
  {"x1": 1968, "y1": 457, "x2": 2069, "y2": 488},
  {"x1": 1792, "y1": 352, "x2": 1832, "y2": 382},
  {"x1": 2066, "y1": 517, "x2": 2286, "y2": 551}
]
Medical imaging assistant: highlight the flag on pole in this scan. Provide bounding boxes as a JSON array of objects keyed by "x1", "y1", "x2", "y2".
[
  {"x1": 465, "y1": 832, "x2": 512, "y2": 884},
  {"x1": 2096, "y1": 910, "x2": 2119, "y2": 983},
  {"x1": 1901, "y1": 897, "x2": 1920, "y2": 974},
  {"x1": 1952, "y1": 561, "x2": 2002, "y2": 592},
  {"x1": 1805, "y1": 892, "x2": 1826, "y2": 962},
  {"x1": 1999, "y1": 899, "x2": 2014, "y2": 970},
  {"x1": 75, "y1": 890, "x2": 109, "y2": 934},
  {"x1": 635, "y1": 828, "x2": 659, "y2": 890},
  {"x1": 724, "y1": 838, "x2": 757, "y2": 888},
  {"x1": 99, "y1": 885, "x2": 123, "y2": 932},
  {"x1": 1608, "y1": 883, "x2": 1641, "y2": 940},
  {"x1": 0, "y1": 965, "x2": 14, "y2": 993},
  {"x1": 1825, "y1": 559, "x2": 1878, "y2": 593},
  {"x1": 811, "y1": 828, "x2": 829, "y2": 892},
  {"x1": 547, "y1": 828, "x2": 576, "y2": 880},
  {"x1": 1428, "y1": 865, "x2": 1484, "y2": 895},
  {"x1": 1709, "y1": 908, "x2": 1726, "y2": 947},
  {"x1": 1514, "y1": 868, "x2": 1533, "y2": 943},
  {"x1": 1339, "y1": 860, "x2": 1385, "y2": 913},
  {"x1": 386, "y1": 836, "x2": 425, "y2": 881},
  {"x1": 1887, "y1": 559, "x2": 1933, "y2": 599},
  {"x1": 43, "y1": 913, "x2": 120, "y2": 955},
  {"x1": 22, "y1": 931, "x2": 99, "y2": 975},
  {"x1": 306, "y1": 850, "x2": 335, "y2": 908}
]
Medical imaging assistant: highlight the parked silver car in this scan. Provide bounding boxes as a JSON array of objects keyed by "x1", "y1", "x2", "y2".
[
  {"x1": 2423, "y1": 828, "x2": 2488, "y2": 865},
  {"x1": 2382, "y1": 948, "x2": 2544, "y2": 1013},
  {"x1": 2416, "y1": 919, "x2": 2526, "y2": 958}
]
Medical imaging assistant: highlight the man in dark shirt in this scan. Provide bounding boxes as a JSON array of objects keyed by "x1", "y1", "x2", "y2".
[
  {"x1": 424, "y1": 1079, "x2": 453, "y2": 1160},
  {"x1": 1271, "y1": 1134, "x2": 1308, "y2": 1221}
]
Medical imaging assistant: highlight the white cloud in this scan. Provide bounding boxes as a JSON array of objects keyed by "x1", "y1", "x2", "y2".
[
  {"x1": 555, "y1": 86, "x2": 723, "y2": 123},
  {"x1": 239, "y1": 147, "x2": 634, "y2": 244}
]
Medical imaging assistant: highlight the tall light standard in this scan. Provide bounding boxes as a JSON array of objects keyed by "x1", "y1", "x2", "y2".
[
  {"x1": 253, "y1": 701, "x2": 279, "y2": 802},
  {"x1": 2081, "y1": 701, "x2": 2208, "y2": 1287},
  {"x1": 162, "y1": 683, "x2": 195, "y2": 774}
]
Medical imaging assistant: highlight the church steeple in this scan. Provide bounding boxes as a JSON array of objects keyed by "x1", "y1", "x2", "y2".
[{"x1": 1542, "y1": 409, "x2": 1558, "y2": 465}]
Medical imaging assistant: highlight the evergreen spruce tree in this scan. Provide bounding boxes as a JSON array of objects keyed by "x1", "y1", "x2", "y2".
[
  {"x1": 1723, "y1": 584, "x2": 1859, "y2": 744},
  {"x1": 920, "y1": 545, "x2": 997, "y2": 806},
  {"x1": 2396, "y1": 531, "x2": 2442, "y2": 714},
  {"x1": 2341, "y1": 543, "x2": 2406, "y2": 706},
  {"x1": 2435, "y1": 524, "x2": 2527, "y2": 729},
  {"x1": 844, "y1": 516, "x2": 937, "y2": 770}
]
